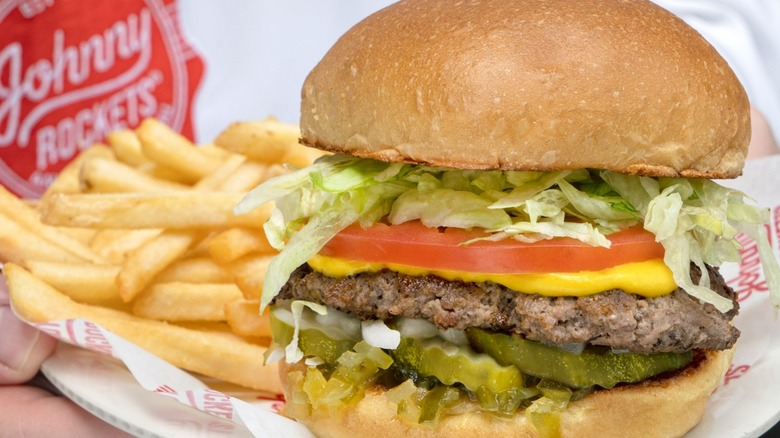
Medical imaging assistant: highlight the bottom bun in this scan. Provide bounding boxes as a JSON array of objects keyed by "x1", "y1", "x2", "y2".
[{"x1": 279, "y1": 348, "x2": 734, "y2": 438}]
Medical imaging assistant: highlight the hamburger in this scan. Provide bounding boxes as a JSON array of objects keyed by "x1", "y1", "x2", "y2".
[{"x1": 235, "y1": 0, "x2": 780, "y2": 436}]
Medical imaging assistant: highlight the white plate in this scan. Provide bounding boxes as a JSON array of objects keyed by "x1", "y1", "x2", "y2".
[{"x1": 41, "y1": 343, "x2": 255, "y2": 438}]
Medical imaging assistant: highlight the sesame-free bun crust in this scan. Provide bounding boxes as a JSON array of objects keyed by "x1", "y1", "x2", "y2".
[
  {"x1": 280, "y1": 348, "x2": 733, "y2": 438},
  {"x1": 300, "y1": 0, "x2": 750, "y2": 178}
]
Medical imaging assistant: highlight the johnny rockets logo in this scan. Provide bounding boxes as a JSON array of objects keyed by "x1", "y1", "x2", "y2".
[{"x1": 0, "y1": 0, "x2": 204, "y2": 197}]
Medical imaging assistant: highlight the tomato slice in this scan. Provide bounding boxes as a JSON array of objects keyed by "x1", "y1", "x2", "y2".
[{"x1": 318, "y1": 221, "x2": 664, "y2": 273}]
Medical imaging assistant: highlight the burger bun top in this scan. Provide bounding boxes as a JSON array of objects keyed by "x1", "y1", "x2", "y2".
[{"x1": 300, "y1": 0, "x2": 750, "y2": 178}]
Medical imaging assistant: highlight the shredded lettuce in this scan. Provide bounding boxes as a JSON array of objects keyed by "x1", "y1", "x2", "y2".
[
  {"x1": 286, "y1": 301, "x2": 328, "y2": 363},
  {"x1": 236, "y1": 155, "x2": 780, "y2": 313},
  {"x1": 276, "y1": 300, "x2": 367, "y2": 364},
  {"x1": 602, "y1": 172, "x2": 780, "y2": 313}
]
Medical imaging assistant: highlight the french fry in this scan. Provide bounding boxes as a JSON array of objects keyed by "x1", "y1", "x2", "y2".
[
  {"x1": 5, "y1": 263, "x2": 281, "y2": 392},
  {"x1": 0, "y1": 213, "x2": 88, "y2": 264},
  {"x1": 79, "y1": 157, "x2": 188, "y2": 193},
  {"x1": 43, "y1": 144, "x2": 114, "y2": 198},
  {"x1": 106, "y1": 129, "x2": 148, "y2": 166},
  {"x1": 214, "y1": 118, "x2": 300, "y2": 163},
  {"x1": 133, "y1": 282, "x2": 243, "y2": 322},
  {"x1": 192, "y1": 153, "x2": 247, "y2": 191},
  {"x1": 136, "y1": 118, "x2": 222, "y2": 182},
  {"x1": 208, "y1": 227, "x2": 275, "y2": 264},
  {"x1": 137, "y1": 161, "x2": 194, "y2": 185},
  {"x1": 89, "y1": 229, "x2": 162, "y2": 264},
  {"x1": 0, "y1": 117, "x2": 328, "y2": 396},
  {"x1": 199, "y1": 143, "x2": 234, "y2": 162},
  {"x1": 228, "y1": 253, "x2": 274, "y2": 299},
  {"x1": 155, "y1": 257, "x2": 233, "y2": 284},
  {"x1": 104, "y1": 159, "x2": 273, "y2": 301},
  {"x1": 24, "y1": 260, "x2": 123, "y2": 307},
  {"x1": 0, "y1": 186, "x2": 104, "y2": 263},
  {"x1": 184, "y1": 237, "x2": 213, "y2": 259},
  {"x1": 57, "y1": 227, "x2": 99, "y2": 246},
  {"x1": 116, "y1": 229, "x2": 202, "y2": 302},
  {"x1": 214, "y1": 160, "x2": 285, "y2": 193},
  {"x1": 41, "y1": 192, "x2": 273, "y2": 229},
  {"x1": 225, "y1": 299, "x2": 271, "y2": 338},
  {"x1": 174, "y1": 321, "x2": 236, "y2": 334},
  {"x1": 282, "y1": 143, "x2": 329, "y2": 169}
]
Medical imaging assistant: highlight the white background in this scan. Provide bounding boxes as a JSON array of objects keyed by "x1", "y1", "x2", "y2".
[{"x1": 178, "y1": 1, "x2": 394, "y2": 142}]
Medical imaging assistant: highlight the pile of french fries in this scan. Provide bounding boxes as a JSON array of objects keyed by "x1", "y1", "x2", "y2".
[{"x1": 1, "y1": 117, "x2": 323, "y2": 393}]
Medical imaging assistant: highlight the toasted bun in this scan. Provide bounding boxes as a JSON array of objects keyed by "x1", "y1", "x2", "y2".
[
  {"x1": 280, "y1": 348, "x2": 733, "y2": 438},
  {"x1": 300, "y1": 0, "x2": 750, "y2": 178}
]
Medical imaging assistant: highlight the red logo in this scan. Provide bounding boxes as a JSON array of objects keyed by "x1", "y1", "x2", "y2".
[
  {"x1": 728, "y1": 217, "x2": 777, "y2": 303},
  {"x1": 154, "y1": 384, "x2": 178, "y2": 395},
  {"x1": 729, "y1": 231, "x2": 770, "y2": 302},
  {"x1": 0, "y1": 0, "x2": 204, "y2": 197},
  {"x1": 723, "y1": 363, "x2": 751, "y2": 386}
]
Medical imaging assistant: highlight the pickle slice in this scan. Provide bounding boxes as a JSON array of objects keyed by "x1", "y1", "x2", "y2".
[
  {"x1": 389, "y1": 336, "x2": 524, "y2": 396},
  {"x1": 270, "y1": 309, "x2": 356, "y2": 364},
  {"x1": 466, "y1": 328, "x2": 693, "y2": 389}
]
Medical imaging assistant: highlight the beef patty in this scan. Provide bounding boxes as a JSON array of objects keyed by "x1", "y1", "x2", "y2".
[{"x1": 275, "y1": 264, "x2": 739, "y2": 354}]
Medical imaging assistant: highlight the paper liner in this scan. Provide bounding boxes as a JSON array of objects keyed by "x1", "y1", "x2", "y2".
[{"x1": 27, "y1": 317, "x2": 314, "y2": 437}]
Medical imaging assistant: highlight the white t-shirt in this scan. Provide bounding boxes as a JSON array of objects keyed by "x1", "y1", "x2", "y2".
[{"x1": 652, "y1": 0, "x2": 780, "y2": 144}]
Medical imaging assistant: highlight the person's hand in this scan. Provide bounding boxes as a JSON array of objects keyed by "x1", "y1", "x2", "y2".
[
  {"x1": 748, "y1": 106, "x2": 780, "y2": 159},
  {"x1": 0, "y1": 272, "x2": 130, "y2": 436},
  {"x1": 0, "y1": 273, "x2": 58, "y2": 385}
]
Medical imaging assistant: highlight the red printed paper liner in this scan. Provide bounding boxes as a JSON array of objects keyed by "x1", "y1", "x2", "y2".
[
  {"x1": 41, "y1": 343, "x2": 254, "y2": 437},
  {"x1": 30, "y1": 317, "x2": 313, "y2": 437}
]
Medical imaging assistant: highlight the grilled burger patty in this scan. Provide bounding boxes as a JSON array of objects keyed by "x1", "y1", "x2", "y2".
[{"x1": 276, "y1": 264, "x2": 739, "y2": 354}]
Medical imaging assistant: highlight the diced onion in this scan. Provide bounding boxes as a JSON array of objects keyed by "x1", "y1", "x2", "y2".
[
  {"x1": 395, "y1": 317, "x2": 439, "y2": 339},
  {"x1": 361, "y1": 319, "x2": 401, "y2": 349},
  {"x1": 440, "y1": 329, "x2": 468, "y2": 346}
]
